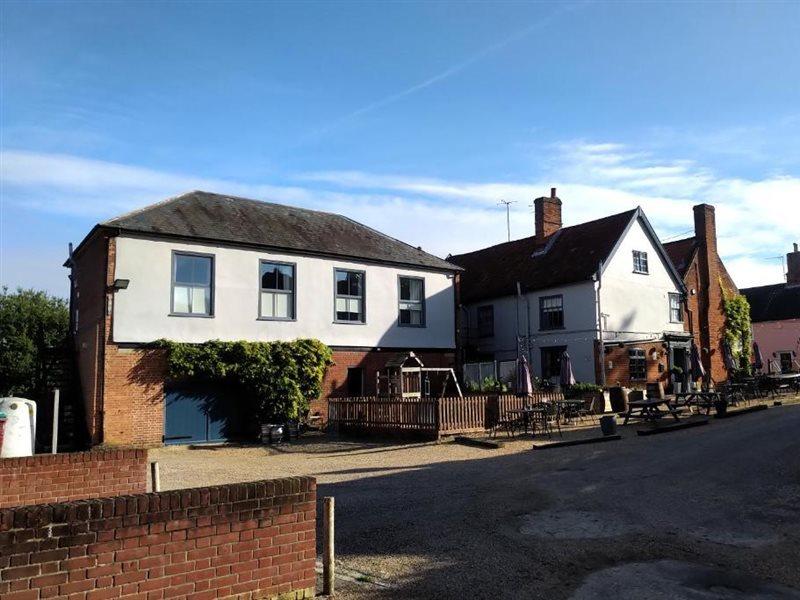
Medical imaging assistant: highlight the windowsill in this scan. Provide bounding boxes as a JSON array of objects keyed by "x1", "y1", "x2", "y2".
[
  {"x1": 669, "y1": 320, "x2": 684, "y2": 325},
  {"x1": 169, "y1": 313, "x2": 214, "y2": 318},
  {"x1": 632, "y1": 270, "x2": 650, "y2": 275},
  {"x1": 334, "y1": 320, "x2": 367, "y2": 325},
  {"x1": 257, "y1": 317, "x2": 297, "y2": 322},
  {"x1": 539, "y1": 326, "x2": 566, "y2": 332},
  {"x1": 399, "y1": 323, "x2": 427, "y2": 328}
]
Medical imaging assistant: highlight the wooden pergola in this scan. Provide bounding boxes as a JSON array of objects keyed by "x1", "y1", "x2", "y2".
[{"x1": 376, "y1": 351, "x2": 463, "y2": 399}]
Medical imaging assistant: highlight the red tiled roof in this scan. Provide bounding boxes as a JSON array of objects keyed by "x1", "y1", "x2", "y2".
[
  {"x1": 449, "y1": 209, "x2": 638, "y2": 304},
  {"x1": 663, "y1": 237, "x2": 698, "y2": 277}
]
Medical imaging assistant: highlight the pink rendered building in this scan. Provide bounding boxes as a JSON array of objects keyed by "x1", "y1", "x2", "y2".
[{"x1": 742, "y1": 244, "x2": 800, "y2": 373}]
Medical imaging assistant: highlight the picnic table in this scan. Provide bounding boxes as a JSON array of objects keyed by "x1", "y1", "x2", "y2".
[
  {"x1": 622, "y1": 398, "x2": 681, "y2": 425},
  {"x1": 674, "y1": 391, "x2": 721, "y2": 415}
]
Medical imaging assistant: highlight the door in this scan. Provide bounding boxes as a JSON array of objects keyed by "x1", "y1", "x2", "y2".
[
  {"x1": 164, "y1": 385, "x2": 241, "y2": 444},
  {"x1": 346, "y1": 367, "x2": 365, "y2": 396}
]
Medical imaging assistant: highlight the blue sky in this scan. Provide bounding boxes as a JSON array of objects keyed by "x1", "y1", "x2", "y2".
[{"x1": 2, "y1": 1, "x2": 799, "y2": 296}]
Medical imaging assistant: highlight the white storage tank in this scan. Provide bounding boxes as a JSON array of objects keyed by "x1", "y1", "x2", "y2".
[{"x1": 0, "y1": 398, "x2": 37, "y2": 458}]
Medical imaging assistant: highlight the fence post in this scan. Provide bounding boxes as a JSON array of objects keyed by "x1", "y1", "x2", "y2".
[
  {"x1": 323, "y1": 496, "x2": 335, "y2": 596},
  {"x1": 51, "y1": 388, "x2": 60, "y2": 454},
  {"x1": 150, "y1": 462, "x2": 161, "y2": 492}
]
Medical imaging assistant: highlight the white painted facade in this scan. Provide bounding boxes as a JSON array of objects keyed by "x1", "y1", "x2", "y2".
[
  {"x1": 112, "y1": 235, "x2": 456, "y2": 349},
  {"x1": 464, "y1": 215, "x2": 685, "y2": 384}
]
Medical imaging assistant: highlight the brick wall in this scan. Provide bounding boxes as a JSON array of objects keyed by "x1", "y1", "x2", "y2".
[
  {"x1": 311, "y1": 348, "x2": 456, "y2": 420},
  {"x1": 72, "y1": 230, "x2": 112, "y2": 445},
  {"x1": 602, "y1": 343, "x2": 668, "y2": 388},
  {"x1": 0, "y1": 477, "x2": 317, "y2": 600},
  {"x1": 0, "y1": 450, "x2": 147, "y2": 509}
]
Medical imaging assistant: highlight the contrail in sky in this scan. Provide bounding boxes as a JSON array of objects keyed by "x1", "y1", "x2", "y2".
[{"x1": 298, "y1": 1, "x2": 589, "y2": 143}]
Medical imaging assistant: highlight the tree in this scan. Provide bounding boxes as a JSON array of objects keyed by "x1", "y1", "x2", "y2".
[{"x1": 0, "y1": 288, "x2": 69, "y2": 398}]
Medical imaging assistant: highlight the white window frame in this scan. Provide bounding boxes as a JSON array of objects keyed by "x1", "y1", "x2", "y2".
[
  {"x1": 669, "y1": 293, "x2": 683, "y2": 323},
  {"x1": 633, "y1": 250, "x2": 649, "y2": 274}
]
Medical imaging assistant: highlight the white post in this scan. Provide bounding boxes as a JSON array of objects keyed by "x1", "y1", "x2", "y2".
[
  {"x1": 51, "y1": 388, "x2": 60, "y2": 454},
  {"x1": 150, "y1": 461, "x2": 161, "y2": 492},
  {"x1": 323, "y1": 496, "x2": 335, "y2": 596}
]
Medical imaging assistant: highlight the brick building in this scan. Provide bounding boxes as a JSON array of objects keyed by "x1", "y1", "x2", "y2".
[
  {"x1": 67, "y1": 191, "x2": 460, "y2": 446},
  {"x1": 664, "y1": 204, "x2": 739, "y2": 384}
]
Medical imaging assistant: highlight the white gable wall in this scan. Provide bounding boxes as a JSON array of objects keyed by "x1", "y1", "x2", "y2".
[
  {"x1": 111, "y1": 235, "x2": 456, "y2": 348},
  {"x1": 600, "y1": 216, "x2": 684, "y2": 341}
]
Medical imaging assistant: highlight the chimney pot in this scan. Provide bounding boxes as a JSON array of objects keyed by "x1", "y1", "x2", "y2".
[
  {"x1": 787, "y1": 243, "x2": 800, "y2": 286},
  {"x1": 551, "y1": 187, "x2": 557, "y2": 199}
]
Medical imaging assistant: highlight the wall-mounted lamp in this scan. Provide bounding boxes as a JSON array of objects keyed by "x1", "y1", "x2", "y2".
[
  {"x1": 649, "y1": 349, "x2": 660, "y2": 361},
  {"x1": 111, "y1": 279, "x2": 130, "y2": 290}
]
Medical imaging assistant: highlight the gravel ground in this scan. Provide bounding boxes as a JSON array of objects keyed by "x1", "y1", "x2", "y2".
[{"x1": 151, "y1": 400, "x2": 800, "y2": 599}]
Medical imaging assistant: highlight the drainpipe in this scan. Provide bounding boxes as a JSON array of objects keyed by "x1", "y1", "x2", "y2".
[{"x1": 596, "y1": 261, "x2": 606, "y2": 388}]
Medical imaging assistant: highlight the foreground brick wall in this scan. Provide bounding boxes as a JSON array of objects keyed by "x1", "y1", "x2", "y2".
[
  {"x1": 0, "y1": 450, "x2": 148, "y2": 509},
  {"x1": 0, "y1": 477, "x2": 316, "y2": 600}
]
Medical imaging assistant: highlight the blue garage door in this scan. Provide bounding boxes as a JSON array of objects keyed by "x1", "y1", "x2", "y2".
[{"x1": 164, "y1": 385, "x2": 242, "y2": 444}]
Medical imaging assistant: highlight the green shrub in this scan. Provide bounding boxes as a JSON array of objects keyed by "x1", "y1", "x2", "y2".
[
  {"x1": 465, "y1": 376, "x2": 509, "y2": 393},
  {"x1": 565, "y1": 382, "x2": 603, "y2": 399},
  {"x1": 157, "y1": 339, "x2": 333, "y2": 422}
]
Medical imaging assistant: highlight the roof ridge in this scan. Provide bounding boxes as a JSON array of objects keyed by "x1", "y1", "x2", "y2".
[{"x1": 450, "y1": 207, "x2": 638, "y2": 259}]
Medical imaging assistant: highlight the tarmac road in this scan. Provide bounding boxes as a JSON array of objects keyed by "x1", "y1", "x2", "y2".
[{"x1": 320, "y1": 405, "x2": 800, "y2": 599}]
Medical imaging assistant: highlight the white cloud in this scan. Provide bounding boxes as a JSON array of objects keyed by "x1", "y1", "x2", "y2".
[{"x1": 1, "y1": 142, "x2": 798, "y2": 294}]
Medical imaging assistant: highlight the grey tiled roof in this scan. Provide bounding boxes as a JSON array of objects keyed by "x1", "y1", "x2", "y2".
[{"x1": 101, "y1": 191, "x2": 460, "y2": 271}]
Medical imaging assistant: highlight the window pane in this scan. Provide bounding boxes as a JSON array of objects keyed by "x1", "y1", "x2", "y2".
[
  {"x1": 274, "y1": 293, "x2": 289, "y2": 318},
  {"x1": 347, "y1": 298, "x2": 361, "y2": 315},
  {"x1": 335, "y1": 297, "x2": 348, "y2": 313},
  {"x1": 173, "y1": 286, "x2": 190, "y2": 313},
  {"x1": 349, "y1": 272, "x2": 362, "y2": 296},
  {"x1": 409, "y1": 308, "x2": 422, "y2": 325},
  {"x1": 261, "y1": 292, "x2": 275, "y2": 317},
  {"x1": 175, "y1": 255, "x2": 211, "y2": 285},
  {"x1": 190, "y1": 286, "x2": 209, "y2": 314},
  {"x1": 399, "y1": 309, "x2": 411, "y2": 324},
  {"x1": 336, "y1": 271, "x2": 349, "y2": 295},
  {"x1": 261, "y1": 263, "x2": 294, "y2": 291},
  {"x1": 400, "y1": 277, "x2": 410, "y2": 300}
]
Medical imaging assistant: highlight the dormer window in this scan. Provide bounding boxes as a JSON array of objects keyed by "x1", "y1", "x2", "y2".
[{"x1": 633, "y1": 250, "x2": 649, "y2": 274}]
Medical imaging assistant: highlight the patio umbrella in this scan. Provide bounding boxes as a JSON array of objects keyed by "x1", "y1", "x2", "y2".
[
  {"x1": 560, "y1": 351, "x2": 576, "y2": 387},
  {"x1": 516, "y1": 355, "x2": 533, "y2": 396},
  {"x1": 752, "y1": 342, "x2": 764, "y2": 372},
  {"x1": 690, "y1": 342, "x2": 706, "y2": 380},
  {"x1": 722, "y1": 340, "x2": 737, "y2": 373}
]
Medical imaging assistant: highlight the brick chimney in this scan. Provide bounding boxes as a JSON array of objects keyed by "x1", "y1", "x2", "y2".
[
  {"x1": 534, "y1": 187, "x2": 562, "y2": 240},
  {"x1": 692, "y1": 203, "x2": 725, "y2": 381},
  {"x1": 787, "y1": 243, "x2": 800, "y2": 286}
]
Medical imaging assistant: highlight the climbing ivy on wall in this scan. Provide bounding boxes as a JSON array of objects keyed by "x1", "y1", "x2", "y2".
[
  {"x1": 157, "y1": 339, "x2": 333, "y2": 422},
  {"x1": 720, "y1": 280, "x2": 752, "y2": 374}
]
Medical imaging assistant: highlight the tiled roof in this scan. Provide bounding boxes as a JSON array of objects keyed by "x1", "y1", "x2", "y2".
[
  {"x1": 449, "y1": 209, "x2": 638, "y2": 304},
  {"x1": 98, "y1": 191, "x2": 459, "y2": 271},
  {"x1": 663, "y1": 237, "x2": 698, "y2": 277},
  {"x1": 741, "y1": 283, "x2": 800, "y2": 322}
]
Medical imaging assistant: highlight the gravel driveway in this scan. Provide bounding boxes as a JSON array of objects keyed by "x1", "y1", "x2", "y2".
[{"x1": 152, "y1": 404, "x2": 800, "y2": 599}]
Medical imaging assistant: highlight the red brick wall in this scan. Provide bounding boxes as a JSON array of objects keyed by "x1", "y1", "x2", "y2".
[
  {"x1": 72, "y1": 232, "x2": 169, "y2": 447},
  {"x1": 72, "y1": 230, "x2": 113, "y2": 445},
  {"x1": 0, "y1": 477, "x2": 317, "y2": 600},
  {"x1": 683, "y1": 205, "x2": 739, "y2": 384},
  {"x1": 311, "y1": 348, "x2": 456, "y2": 420},
  {"x1": 601, "y1": 343, "x2": 668, "y2": 388},
  {"x1": 0, "y1": 450, "x2": 147, "y2": 509}
]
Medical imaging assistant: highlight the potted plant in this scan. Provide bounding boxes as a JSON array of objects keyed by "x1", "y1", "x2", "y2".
[
  {"x1": 670, "y1": 366, "x2": 684, "y2": 394},
  {"x1": 713, "y1": 397, "x2": 728, "y2": 416}
]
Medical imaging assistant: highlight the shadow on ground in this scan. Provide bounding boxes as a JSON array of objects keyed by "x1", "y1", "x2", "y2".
[{"x1": 316, "y1": 405, "x2": 800, "y2": 599}]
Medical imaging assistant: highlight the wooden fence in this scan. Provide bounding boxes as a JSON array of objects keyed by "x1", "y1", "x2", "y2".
[{"x1": 328, "y1": 392, "x2": 566, "y2": 439}]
